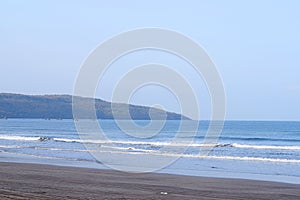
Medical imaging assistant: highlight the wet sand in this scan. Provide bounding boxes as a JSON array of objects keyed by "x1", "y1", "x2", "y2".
[{"x1": 0, "y1": 162, "x2": 299, "y2": 200}]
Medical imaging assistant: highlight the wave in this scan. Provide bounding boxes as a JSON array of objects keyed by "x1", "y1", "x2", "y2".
[
  {"x1": 1, "y1": 143, "x2": 300, "y2": 164},
  {"x1": 0, "y1": 135, "x2": 49, "y2": 141},
  {"x1": 35, "y1": 146, "x2": 300, "y2": 164},
  {"x1": 198, "y1": 155, "x2": 300, "y2": 164},
  {"x1": 32, "y1": 146, "x2": 300, "y2": 164},
  {"x1": 221, "y1": 136, "x2": 300, "y2": 143},
  {"x1": 2, "y1": 134, "x2": 300, "y2": 152},
  {"x1": 0, "y1": 134, "x2": 208, "y2": 147},
  {"x1": 35, "y1": 146, "x2": 156, "y2": 153},
  {"x1": 52, "y1": 138, "x2": 300, "y2": 151},
  {"x1": 231, "y1": 143, "x2": 300, "y2": 151},
  {"x1": 58, "y1": 148, "x2": 300, "y2": 164},
  {"x1": 53, "y1": 138, "x2": 225, "y2": 148},
  {"x1": 0, "y1": 144, "x2": 155, "y2": 154},
  {"x1": 94, "y1": 150, "x2": 300, "y2": 164},
  {"x1": 0, "y1": 145, "x2": 24, "y2": 149},
  {"x1": 53, "y1": 138, "x2": 83, "y2": 143}
]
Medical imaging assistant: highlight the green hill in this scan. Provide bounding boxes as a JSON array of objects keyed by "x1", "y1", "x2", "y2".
[{"x1": 0, "y1": 93, "x2": 189, "y2": 120}]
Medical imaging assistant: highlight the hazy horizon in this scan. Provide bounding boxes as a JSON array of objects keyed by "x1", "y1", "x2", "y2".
[{"x1": 1, "y1": 1, "x2": 300, "y2": 121}]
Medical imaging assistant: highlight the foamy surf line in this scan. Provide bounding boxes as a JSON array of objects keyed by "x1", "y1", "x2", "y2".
[
  {"x1": 1, "y1": 143, "x2": 300, "y2": 164},
  {"x1": 232, "y1": 143, "x2": 300, "y2": 151},
  {"x1": 1, "y1": 134, "x2": 300, "y2": 151},
  {"x1": 0, "y1": 135, "x2": 48, "y2": 141},
  {"x1": 2, "y1": 146, "x2": 300, "y2": 164},
  {"x1": 35, "y1": 137, "x2": 300, "y2": 151},
  {"x1": 85, "y1": 150, "x2": 300, "y2": 164}
]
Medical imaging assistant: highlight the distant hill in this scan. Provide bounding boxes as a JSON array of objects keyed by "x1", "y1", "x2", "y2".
[{"x1": 0, "y1": 93, "x2": 189, "y2": 120}]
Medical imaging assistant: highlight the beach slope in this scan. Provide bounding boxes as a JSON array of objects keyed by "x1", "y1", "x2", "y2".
[{"x1": 0, "y1": 162, "x2": 299, "y2": 200}]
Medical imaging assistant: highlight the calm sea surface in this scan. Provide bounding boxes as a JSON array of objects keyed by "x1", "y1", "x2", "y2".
[{"x1": 0, "y1": 119, "x2": 300, "y2": 183}]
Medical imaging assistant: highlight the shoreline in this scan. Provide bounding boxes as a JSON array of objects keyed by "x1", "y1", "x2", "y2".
[
  {"x1": 1, "y1": 151, "x2": 300, "y2": 185},
  {"x1": 0, "y1": 162, "x2": 300, "y2": 199}
]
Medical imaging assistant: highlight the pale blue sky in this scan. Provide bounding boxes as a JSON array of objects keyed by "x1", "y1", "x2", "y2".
[{"x1": 0, "y1": 0, "x2": 300, "y2": 120}]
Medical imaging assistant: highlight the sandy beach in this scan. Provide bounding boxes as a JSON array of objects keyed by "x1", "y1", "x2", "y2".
[{"x1": 0, "y1": 162, "x2": 299, "y2": 199}]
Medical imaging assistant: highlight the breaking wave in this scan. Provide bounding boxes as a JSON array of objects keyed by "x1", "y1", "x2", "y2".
[{"x1": 1, "y1": 134, "x2": 300, "y2": 152}]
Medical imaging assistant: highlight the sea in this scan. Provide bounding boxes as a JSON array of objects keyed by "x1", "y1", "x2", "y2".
[{"x1": 0, "y1": 119, "x2": 300, "y2": 184}]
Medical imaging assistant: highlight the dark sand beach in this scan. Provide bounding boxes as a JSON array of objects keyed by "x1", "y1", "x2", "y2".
[{"x1": 0, "y1": 162, "x2": 299, "y2": 199}]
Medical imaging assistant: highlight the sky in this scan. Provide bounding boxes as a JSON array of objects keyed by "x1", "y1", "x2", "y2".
[{"x1": 0, "y1": 0, "x2": 300, "y2": 120}]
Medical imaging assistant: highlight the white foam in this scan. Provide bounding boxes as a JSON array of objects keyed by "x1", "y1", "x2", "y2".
[
  {"x1": 2, "y1": 140, "x2": 299, "y2": 164},
  {"x1": 35, "y1": 147, "x2": 90, "y2": 152},
  {"x1": 0, "y1": 145, "x2": 24, "y2": 149},
  {"x1": 52, "y1": 137, "x2": 219, "y2": 148},
  {"x1": 0, "y1": 135, "x2": 44, "y2": 141},
  {"x1": 92, "y1": 150, "x2": 300, "y2": 164},
  {"x1": 201, "y1": 155, "x2": 300, "y2": 164},
  {"x1": 53, "y1": 138, "x2": 83, "y2": 143},
  {"x1": 232, "y1": 143, "x2": 300, "y2": 151},
  {"x1": 53, "y1": 138, "x2": 300, "y2": 152}
]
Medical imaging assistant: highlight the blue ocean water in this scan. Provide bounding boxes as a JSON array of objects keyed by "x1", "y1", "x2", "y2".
[{"x1": 0, "y1": 119, "x2": 300, "y2": 183}]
